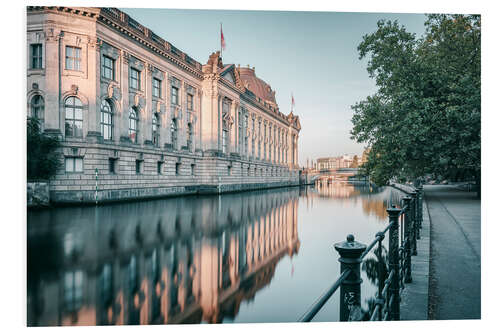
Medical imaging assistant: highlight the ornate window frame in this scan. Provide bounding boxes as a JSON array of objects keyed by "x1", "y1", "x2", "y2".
[
  {"x1": 129, "y1": 107, "x2": 139, "y2": 143},
  {"x1": 100, "y1": 99, "x2": 113, "y2": 141}
]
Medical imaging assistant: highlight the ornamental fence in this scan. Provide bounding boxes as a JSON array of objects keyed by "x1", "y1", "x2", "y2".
[{"x1": 298, "y1": 184, "x2": 424, "y2": 322}]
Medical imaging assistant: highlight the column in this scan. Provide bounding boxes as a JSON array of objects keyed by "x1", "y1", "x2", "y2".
[
  {"x1": 196, "y1": 90, "x2": 202, "y2": 152},
  {"x1": 87, "y1": 37, "x2": 99, "y2": 138},
  {"x1": 159, "y1": 73, "x2": 168, "y2": 149},
  {"x1": 43, "y1": 29, "x2": 62, "y2": 135},
  {"x1": 144, "y1": 63, "x2": 153, "y2": 145},
  {"x1": 120, "y1": 50, "x2": 130, "y2": 142},
  {"x1": 179, "y1": 81, "x2": 187, "y2": 150},
  {"x1": 230, "y1": 100, "x2": 238, "y2": 154}
]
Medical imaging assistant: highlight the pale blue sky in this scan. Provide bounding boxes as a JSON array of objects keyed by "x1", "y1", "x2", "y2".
[{"x1": 121, "y1": 8, "x2": 427, "y2": 165}]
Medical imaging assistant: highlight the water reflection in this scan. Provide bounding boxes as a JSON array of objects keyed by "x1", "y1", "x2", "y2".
[
  {"x1": 27, "y1": 188, "x2": 300, "y2": 326},
  {"x1": 28, "y1": 182, "x2": 403, "y2": 326}
]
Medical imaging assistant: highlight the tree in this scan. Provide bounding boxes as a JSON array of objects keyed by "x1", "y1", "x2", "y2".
[
  {"x1": 350, "y1": 15, "x2": 480, "y2": 195},
  {"x1": 27, "y1": 117, "x2": 62, "y2": 180}
]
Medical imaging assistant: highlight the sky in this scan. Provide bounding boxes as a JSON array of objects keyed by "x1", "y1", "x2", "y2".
[{"x1": 120, "y1": 8, "x2": 427, "y2": 166}]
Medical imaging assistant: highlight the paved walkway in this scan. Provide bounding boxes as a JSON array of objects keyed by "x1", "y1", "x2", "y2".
[
  {"x1": 425, "y1": 185, "x2": 481, "y2": 320},
  {"x1": 400, "y1": 195, "x2": 430, "y2": 320}
]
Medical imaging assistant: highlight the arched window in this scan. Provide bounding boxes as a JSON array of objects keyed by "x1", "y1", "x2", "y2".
[
  {"x1": 187, "y1": 122, "x2": 193, "y2": 151},
  {"x1": 129, "y1": 107, "x2": 138, "y2": 143},
  {"x1": 170, "y1": 118, "x2": 177, "y2": 150},
  {"x1": 152, "y1": 114, "x2": 159, "y2": 147},
  {"x1": 65, "y1": 96, "x2": 83, "y2": 137},
  {"x1": 100, "y1": 99, "x2": 113, "y2": 140},
  {"x1": 31, "y1": 95, "x2": 44, "y2": 127}
]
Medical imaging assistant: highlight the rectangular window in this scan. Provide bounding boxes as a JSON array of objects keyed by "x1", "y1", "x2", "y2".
[
  {"x1": 65, "y1": 46, "x2": 81, "y2": 70},
  {"x1": 102, "y1": 55, "x2": 115, "y2": 80},
  {"x1": 109, "y1": 158, "x2": 115, "y2": 174},
  {"x1": 157, "y1": 161, "x2": 163, "y2": 174},
  {"x1": 30, "y1": 44, "x2": 42, "y2": 69},
  {"x1": 187, "y1": 93, "x2": 193, "y2": 110},
  {"x1": 227, "y1": 165, "x2": 232, "y2": 176},
  {"x1": 130, "y1": 68, "x2": 141, "y2": 90},
  {"x1": 135, "y1": 160, "x2": 142, "y2": 174},
  {"x1": 171, "y1": 86, "x2": 179, "y2": 105},
  {"x1": 191, "y1": 164, "x2": 195, "y2": 176},
  {"x1": 175, "y1": 162, "x2": 181, "y2": 176},
  {"x1": 65, "y1": 157, "x2": 83, "y2": 173},
  {"x1": 153, "y1": 78, "x2": 161, "y2": 98}
]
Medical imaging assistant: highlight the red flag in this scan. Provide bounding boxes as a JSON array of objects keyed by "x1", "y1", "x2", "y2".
[
  {"x1": 291, "y1": 93, "x2": 295, "y2": 110},
  {"x1": 220, "y1": 24, "x2": 226, "y2": 51}
]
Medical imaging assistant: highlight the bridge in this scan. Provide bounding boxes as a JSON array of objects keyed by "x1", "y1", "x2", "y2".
[{"x1": 302, "y1": 168, "x2": 362, "y2": 183}]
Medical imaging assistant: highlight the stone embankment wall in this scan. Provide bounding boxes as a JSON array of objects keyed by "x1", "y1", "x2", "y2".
[{"x1": 46, "y1": 142, "x2": 300, "y2": 205}]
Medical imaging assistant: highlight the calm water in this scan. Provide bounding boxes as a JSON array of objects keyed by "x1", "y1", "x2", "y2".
[{"x1": 27, "y1": 182, "x2": 405, "y2": 326}]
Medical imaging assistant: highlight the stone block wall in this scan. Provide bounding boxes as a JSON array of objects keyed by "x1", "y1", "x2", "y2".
[{"x1": 49, "y1": 141, "x2": 300, "y2": 204}]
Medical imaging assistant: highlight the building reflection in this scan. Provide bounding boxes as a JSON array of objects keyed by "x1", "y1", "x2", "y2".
[
  {"x1": 27, "y1": 188, "x2": 300, "y2": 326},
  {"x1": 309, "y1": 181, "x2": 389, "y2": 221}
]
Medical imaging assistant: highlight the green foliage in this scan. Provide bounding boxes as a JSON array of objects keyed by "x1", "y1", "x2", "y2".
[
  {"x1": 27, "y1": 117, "x2": 62, "y2": 180},
  {"x1": 351, "y1": 15, "x2": 481, "y2": 185}
]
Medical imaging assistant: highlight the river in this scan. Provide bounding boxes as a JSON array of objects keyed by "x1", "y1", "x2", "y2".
[{"x1": 27, "y1": 181, "x2": 405, "y2": 326}]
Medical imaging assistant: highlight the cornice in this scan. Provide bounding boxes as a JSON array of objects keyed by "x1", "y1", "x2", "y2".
[
  {"x1": 97, "y1": 8, "x2": 203, "y2": 80},
  {"x1": 28, "y1": 7, "x2": 204, "y2": 80},
  {"x1": 240, "y1": 93, "x2": 292, "y2": 128},
  {"x1": 27, "y1": 6, "x2": 100, "y2": 19}
]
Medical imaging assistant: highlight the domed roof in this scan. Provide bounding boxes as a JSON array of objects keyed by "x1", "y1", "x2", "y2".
[{"x1": 238, "y1": 67, "x2": 277, "y2": 105}]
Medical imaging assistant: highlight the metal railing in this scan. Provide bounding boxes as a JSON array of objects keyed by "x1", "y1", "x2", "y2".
[{"x1": 299, "y1": 184, "x2": 424, "y2": 322}]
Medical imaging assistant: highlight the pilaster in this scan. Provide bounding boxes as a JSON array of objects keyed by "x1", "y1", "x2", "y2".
[
  {"x1": 43, "y1": 28, "x2": 62, "y2": 135},
  {"x1": 230, "y1": 100, "x2": 238, "y2": 154},
  {"x1": 144, "y1": 63, "x2": 154, "y2": 146},
  {"x1": 120, "y1": 50, "x2": 130, "y2": 142}
]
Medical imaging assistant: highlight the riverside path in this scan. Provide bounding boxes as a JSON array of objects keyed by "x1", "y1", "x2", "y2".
[{"x1": 425, "y1": 185, "x2": 481, "y2": 320}]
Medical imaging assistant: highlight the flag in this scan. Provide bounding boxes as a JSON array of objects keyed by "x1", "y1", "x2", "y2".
[
  {"x1": 291, "y1": 93, "x2": 295, "y2": 111},
  {"x1": 220, "y1": 23, "x2": 226, "y2": 51}
]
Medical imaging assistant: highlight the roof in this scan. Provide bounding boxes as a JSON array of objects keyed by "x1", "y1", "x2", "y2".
[{"x1": 237, "y1": 67, "x2": 277, "y2": 106}]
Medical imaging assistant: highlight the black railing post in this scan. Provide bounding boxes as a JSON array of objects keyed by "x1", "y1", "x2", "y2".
[
  {"x1": 410, "y1": 191, "x2": 418, "y2": 255},
  {"x1": 402, "y1": 197, "x2": 412, "y2": 283},
  {"x1": 334, "y1": 234, "x2": 367, "y2": 321},
  {"x1": 387, "y1": 206, "x2": 401, "y2": 320},
  {"x1": 414, "y1": 188, "x2": 421, "y2": 240},
  {"x1": 418, "y1": 184, "x2": 424, "y2": 231},
  {"x1": 375, "y1": 232, "x2": 385, "y2": 321}
]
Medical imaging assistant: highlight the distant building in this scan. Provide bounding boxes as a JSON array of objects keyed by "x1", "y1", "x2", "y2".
[
  {"x1": 27, "y1": 7, "x2": 301, "y2": 204},
  {"x1": 360, "y1": 148, "x2": 370, "y2": 166},
  {"x1": 316, "y1": 155, "x2": 353, "y2": 171}
]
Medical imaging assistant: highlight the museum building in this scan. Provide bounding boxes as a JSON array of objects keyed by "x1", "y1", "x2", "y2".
[{"x1": 27, "y1": 7, "x2": 301, "y2": 203}]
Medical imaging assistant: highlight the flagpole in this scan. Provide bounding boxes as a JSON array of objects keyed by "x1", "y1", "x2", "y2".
[{"x1": 220, "y1": 22, "x2": 222, "y2": 57}]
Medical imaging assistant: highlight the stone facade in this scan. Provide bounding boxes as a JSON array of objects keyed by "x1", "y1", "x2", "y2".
[{"x1": 27, "y1": 7, "x2": 301, "y2": 204}]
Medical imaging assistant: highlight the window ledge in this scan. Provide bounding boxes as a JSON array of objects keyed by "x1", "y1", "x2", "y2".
[
  {"x1": 63, "y1": 69, "x2": 85, "y2": 78},
  {"x1": 101, "y1": 77, "x2": 119, "y2": 85},
  {"x1": 64, "y1": 137, "x2": 85, "y2": 143},
  {"x1": 28, "y1": 68, "x2": 45, "y2": 76}
]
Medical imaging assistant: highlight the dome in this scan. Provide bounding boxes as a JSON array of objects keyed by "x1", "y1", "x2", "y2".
[{"x1": 238, "y1": 67, "x2": 277, "y2": 106}]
